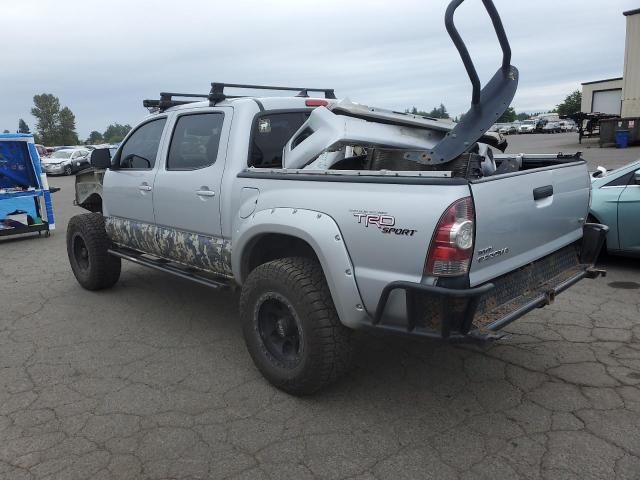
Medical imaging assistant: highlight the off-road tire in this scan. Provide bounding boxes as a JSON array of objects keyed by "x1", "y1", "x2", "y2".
[
  {"x1": 66, "y1": 213, "x2": 121, "y2": 290},
  {"x1": 240, "y1": 257, "x2": 354, "y2": 395}
]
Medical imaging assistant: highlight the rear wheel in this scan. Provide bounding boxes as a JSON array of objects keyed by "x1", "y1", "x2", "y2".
[
  {"x1": 240, "y1": 257, "x2": 354, "y2": 395},
  {"x1": 66, "y1": 213, "x2": 121, "y2": 290}
]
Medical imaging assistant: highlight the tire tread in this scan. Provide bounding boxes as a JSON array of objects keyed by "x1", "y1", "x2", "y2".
[
  {"x1": 240, "y1": 257, "x2": 353, "y2": 395},
  {"x1": 66, "y1": 213, "x2": 121, "y2": 290}
]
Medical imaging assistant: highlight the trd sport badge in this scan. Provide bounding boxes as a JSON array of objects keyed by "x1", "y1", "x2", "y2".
[{"x1": 351, "y1": 210, "x2": 417, "y2": 237}]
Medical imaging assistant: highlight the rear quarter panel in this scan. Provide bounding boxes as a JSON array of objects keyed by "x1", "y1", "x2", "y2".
[{"x1": 231, "y1": 175, "x2": 470, "y2": 316}]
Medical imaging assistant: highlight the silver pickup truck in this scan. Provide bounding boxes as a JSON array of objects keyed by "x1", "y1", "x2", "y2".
[{"x1": 68, "y1": 0, "x2": 607, "y2": 394}]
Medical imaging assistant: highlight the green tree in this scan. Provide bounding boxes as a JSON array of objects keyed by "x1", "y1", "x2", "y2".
[
  {"x1": 407, "y1": 106, "x2": 428, "y2": 116},
  {"x1": 428, "y1": 104, "x2": 450, "y2": 119},
  {"x1": 515, "y1": 112, "x2": 530, "y2": 121},
  {"x1": 86, "y1": 131, "x2": 104, "y2": 144},
  {"x1": 497, "y1": 106, "x2": 516, "y2": 123},
  {"x1": 18, "y1": 119, "x2": 30, "y2": 134},
  {"x1": 57, "y1": 107, "x2": 79, "y2": 145},
  {"x1": 556, "y1": 90, "x2": 582, "y2": 116},
  {"x1": 407, "y1": 104, "x2": 449, "y2": 119},
  {"x1": 31, "y1": 94, "x2": 61, "y2": 145},
  {"x1": 103, "y1": 123, "x2": 132, "y2": 143}
]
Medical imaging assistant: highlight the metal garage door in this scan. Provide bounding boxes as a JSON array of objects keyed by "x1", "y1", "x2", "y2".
[{"x1": 592, "y1": 89, "x2": 622, "y2": 115}]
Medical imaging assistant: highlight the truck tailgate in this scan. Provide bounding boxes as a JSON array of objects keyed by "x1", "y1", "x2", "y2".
[{"x1": 469, "y1": 162, "x2": 590, "y2": 286}]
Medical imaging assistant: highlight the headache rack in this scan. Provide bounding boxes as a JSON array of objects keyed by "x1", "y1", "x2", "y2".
[{"x1": 143, "y1": 82, "x2": 337, "y2": 112}]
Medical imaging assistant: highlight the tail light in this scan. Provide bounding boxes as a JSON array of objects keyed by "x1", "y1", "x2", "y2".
[
  {"x1": 425, "y1": 197, "x2": 475, "y2": 276},
  {"x1": 305, "y1": 99, "x2": 328, "y2": 107}
]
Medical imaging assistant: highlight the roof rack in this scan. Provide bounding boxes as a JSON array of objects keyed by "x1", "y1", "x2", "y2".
[
  {"x1": 209, "y1": 82, "x2": 336, "y2": 103},
  {"x1": 142, "y1": 92, "x2": 209, "y2": 112},
  {"x1": 143, "y1": 83, "x2": 337, "y2": 112}
]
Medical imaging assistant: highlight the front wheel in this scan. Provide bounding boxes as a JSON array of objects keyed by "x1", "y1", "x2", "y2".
[
  {"x1": 240, "y1": 257, "x2": 354, "y2": 395},
  {"x1": 66, "y1": 213, "x2": 121, "y2": 290},
  {"x1": 64, "y1": 165, "x2": 73, "y2": 176}
]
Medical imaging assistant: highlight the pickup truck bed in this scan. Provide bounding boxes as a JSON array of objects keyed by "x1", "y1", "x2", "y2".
[{"x1": 234, "y1": 158, "x2": 604, "y2": 340}]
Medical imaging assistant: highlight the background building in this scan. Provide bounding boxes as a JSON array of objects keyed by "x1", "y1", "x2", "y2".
[
  {"x1": 581, "y1": 78, "x2": 623, "y2": 115},
  {"x1": 622, "y1": 8, "x2": 640, "y2": 117},
  {"x1": 581, "y1": 9, "x2": 640, "y2": 117}
]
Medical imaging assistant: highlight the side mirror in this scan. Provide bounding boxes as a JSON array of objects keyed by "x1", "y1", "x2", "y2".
[
  {"x1": 592, "y1": 166, "x2": 607, "y2": 178},
  {"x1": 90, "y1": 148, "x2": 112, "y2": 169},
  {"x1": 634, "y1": 171, "x2": 640, "y2": 184}
]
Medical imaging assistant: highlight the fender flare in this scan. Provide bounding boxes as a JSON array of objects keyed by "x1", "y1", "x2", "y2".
[{"x1": 232, "y1": 208, "x2": 368, "y2": 329}]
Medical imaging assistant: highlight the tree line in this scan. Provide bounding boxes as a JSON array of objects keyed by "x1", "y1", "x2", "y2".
[
  {"x1": 5, "y1": 90, "x2": 583, "y2": 144},
  {"x1": 5, "y1": 93, "x2": 131, "y2": 146},
  {"x1": 406, "y1": 90, "x2": 582, "y2": 124},
  {"x1": 408, "y1": 103, "x2": 529, "y2": 123}
]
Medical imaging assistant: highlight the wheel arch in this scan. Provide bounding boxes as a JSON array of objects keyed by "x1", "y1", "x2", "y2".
[
  {"x1": 240, "y1": 233, "x2": 319, "y2": 282},
  {"x1": 232, "y1": 208, "x2": 367, "y2": 329},
  {"x1": 79, "y1": 193, "x2": 103, "y2": 213}
]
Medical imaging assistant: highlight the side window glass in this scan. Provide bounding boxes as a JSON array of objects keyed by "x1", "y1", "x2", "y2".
[
  {"x1": 118, "y1": 118, "x2": 167, "y2": 169},
  {"x1": 249, "y1": 112, "x2": 310, "y2": 168},
  {"x1": 604, "y1": 171, "x2": 633, "y2": 187},
  {"x1": 167, "y1": 113, "x2": 224, "y2": 170}
]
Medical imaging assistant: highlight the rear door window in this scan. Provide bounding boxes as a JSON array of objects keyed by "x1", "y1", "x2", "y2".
[
  {"x1": 248, "y1": 111, "x2": 310, "y2": 168},
  {"x1": 167, "y1": 113, "x2": 224, "y2": 170}
]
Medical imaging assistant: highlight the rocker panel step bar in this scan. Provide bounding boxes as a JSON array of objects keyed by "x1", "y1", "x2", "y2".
[{"x1": 108, "y1": 247, "x2": 230, "y2": 289}]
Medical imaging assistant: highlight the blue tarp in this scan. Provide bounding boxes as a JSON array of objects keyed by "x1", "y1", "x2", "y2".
[
  {"x1": 0, "y1": 134, "x2": 50, "y2": 227},
  {"x1": 0, "y1": 139, "x2": 39, "y2": 189}
]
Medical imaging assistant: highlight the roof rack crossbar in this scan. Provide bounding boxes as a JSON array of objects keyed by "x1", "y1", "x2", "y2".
[
  {"x1": 143, "y1": 92, "x2": 210, "y2": 112},
  {"x1": 209, "y1": 82, "x2": 336, "y2": 102},
  {"x1": 160, "y1": 92, "x2": 209, "y2": 100}
]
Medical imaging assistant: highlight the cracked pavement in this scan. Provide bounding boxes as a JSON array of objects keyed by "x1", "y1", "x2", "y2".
[{"x1": 1, "y1": 137, "x2": 640, "y2": 479}]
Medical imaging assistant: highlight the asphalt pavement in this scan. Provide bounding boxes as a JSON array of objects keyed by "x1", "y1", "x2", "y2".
[{"x1": 1, "y1": 133, "x2": 640, "y2": 479}]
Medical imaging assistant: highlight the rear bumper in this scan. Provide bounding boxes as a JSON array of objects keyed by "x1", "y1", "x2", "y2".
[{"x1": 370, "y1": 223, "x2": 608, "y2": 342}]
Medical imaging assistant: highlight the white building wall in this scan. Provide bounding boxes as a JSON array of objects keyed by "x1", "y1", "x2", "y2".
[{"x1": 622, "y1": 10, "x2": 640, "y2": 117}]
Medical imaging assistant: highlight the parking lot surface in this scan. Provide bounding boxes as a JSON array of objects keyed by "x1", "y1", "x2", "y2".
[{"x1": 1, "y1": 134, "x2": 640, "y2": 479}]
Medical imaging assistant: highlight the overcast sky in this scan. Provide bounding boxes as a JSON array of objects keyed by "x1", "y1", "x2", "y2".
[{"x1": 1, "y1": 0, "x2": 635, "y2": 139}]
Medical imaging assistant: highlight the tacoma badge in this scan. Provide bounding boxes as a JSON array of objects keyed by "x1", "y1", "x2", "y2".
[{"x1": 477, "y1": 246, "x2": 510, "y2": 263}]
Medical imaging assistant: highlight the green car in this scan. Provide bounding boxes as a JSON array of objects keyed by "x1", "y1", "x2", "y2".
[{"x1": 589, "y1": 160, "x2": 640, "y2": 256}]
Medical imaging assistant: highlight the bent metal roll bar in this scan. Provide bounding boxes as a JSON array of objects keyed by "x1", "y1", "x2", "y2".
[
  {"x1": 445, "y1": 0, "x2": 512, "y2": 104},
  {"x1": 423, "y1": 0, "x2": 519, "y2": 165}
]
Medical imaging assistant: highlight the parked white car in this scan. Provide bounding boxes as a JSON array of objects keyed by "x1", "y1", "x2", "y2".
[
  {"x1": 41, "y1": 148, "x2": 91, "y2": 175},
  {"x1": 559, "y1": 121, "x2": 576, "y2": 132},
  {"x1": 518, "y1": 120, "x2": 536, "y2": 134}
]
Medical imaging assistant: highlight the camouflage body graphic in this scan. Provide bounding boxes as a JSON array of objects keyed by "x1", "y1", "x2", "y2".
[{"x1": 105, "y1": 216, "x2": 232, "y2": 277}]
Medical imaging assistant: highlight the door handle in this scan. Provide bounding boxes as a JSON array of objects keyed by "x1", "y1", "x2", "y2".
[
  {"x1": 196, "y1": 189, "x2": 216, "y2": 197},
  {"x1": 533, "y1": 185, "x2": 553, "y2": 200},
  {"x1": 138, "y1": 183, "x2": 152, "y2": 192}
]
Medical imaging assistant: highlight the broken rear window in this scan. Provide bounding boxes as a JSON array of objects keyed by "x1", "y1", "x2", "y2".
[{"x1": 249, "y1": 111, "x2": 310, "y2": 168}]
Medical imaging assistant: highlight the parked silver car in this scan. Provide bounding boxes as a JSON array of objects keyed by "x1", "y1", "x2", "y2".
[
  {"x1": 41, "y1": 148, "x2": 91, "y2": 175},
  {"x1": 542, "y1": 121, "x2": 561, "y2": 133}
]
